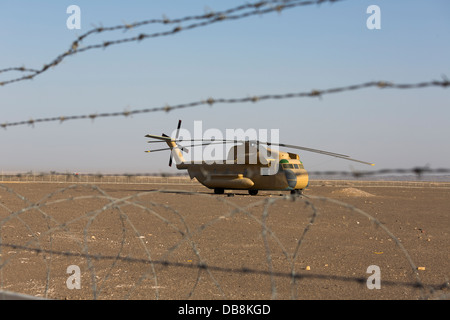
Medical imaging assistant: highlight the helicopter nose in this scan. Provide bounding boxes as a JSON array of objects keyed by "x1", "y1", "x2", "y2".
[{"x1": 284, "y1": 170, "x2": 297, "y2": 189}]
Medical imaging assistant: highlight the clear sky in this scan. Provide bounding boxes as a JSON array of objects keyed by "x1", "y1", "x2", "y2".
[{"x1": 1, "y1": 0, "x2": 449, "y2": 175}]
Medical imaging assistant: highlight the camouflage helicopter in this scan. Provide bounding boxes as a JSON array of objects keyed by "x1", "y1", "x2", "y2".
[{"x1": 145, "y1": 121, "x2": 374, "y2": 196}]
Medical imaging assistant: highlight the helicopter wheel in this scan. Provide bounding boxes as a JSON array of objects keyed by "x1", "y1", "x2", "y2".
[
  {"x1": 290, "y1": 189, "x2": 303, "y2": 196},
  {"x1": 248, "y1": 189, "x2": 258, "y2": 196},
  {"x1": 214, "y1": 188, "x2": 225, "y2": 194}
]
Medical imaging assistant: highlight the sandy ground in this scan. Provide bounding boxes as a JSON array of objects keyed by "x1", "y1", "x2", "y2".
[{"x1": 0, "y1": 181, "x2": 448, "y2": 300}]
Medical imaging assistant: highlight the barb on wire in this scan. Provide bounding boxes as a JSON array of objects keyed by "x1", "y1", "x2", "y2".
[
  {"x1": 1, "y1": 78, "x2": 448, "y2": 130},
  {"x1": 0, "y1": 0, "x2": 346, "y2": 87}
]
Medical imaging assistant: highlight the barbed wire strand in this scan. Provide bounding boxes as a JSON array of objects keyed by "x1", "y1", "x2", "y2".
[
  {"x1": 0, "y1": 0, "x2": 347, "y2": 87},
  {"x1": 1, "y1": 78, "x2": 448, "y2": 130},
  {"x1": 2, "y1": 167, "x2": 450, "y2": 180}
]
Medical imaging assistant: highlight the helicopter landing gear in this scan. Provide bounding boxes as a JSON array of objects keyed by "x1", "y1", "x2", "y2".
[
  {"x1": 214, "y1": 188, "x2": 224, "y2": 194},
  {"x1": 290, "y1": 189, "x2": 303, "y2": 196},
  {"x1": 248, "y1": 189, "x2": 258, "y2": 196}
]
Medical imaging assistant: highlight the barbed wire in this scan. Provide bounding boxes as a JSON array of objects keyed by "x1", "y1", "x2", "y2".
[
  {"x1": 1, "y1": 78, "x2": 448, "y2": 130},
  {"x1": 0, "y1": 0, "x2": 347, "y2": 87},
  {"x1": 1, "y1": 183, "x2": 447, "y2": 299},
  {"x1": 308, "y1": 167, "x2": 450, "y2": 178},
  {"x1": 1, "y1": 241, "x2": 446, "y2": 292}
]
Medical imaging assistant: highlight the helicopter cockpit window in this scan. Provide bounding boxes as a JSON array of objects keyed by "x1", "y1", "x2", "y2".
[
  {"x1": 283, "y1": 164, "x2": 294, "y2": 169},
  {"x1": 293, "y1": 164, "x2": 299, "y2": 169}
]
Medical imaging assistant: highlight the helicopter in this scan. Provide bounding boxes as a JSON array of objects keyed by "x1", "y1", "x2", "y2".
[{"x1": 145, "y1": 120, "x2": 374, "y2": 196}]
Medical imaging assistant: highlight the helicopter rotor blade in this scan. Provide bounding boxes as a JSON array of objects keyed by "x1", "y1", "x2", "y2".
[
  {"x1": 145, "y1": 145, "x2": 190, "y2": 154},
  {"x1": 176, "y1": 139, "x2": 374, "y2": 166},
  {"x1": 259, "y1": 141, "x2": 374, "y2": 166},
  {"x1": 182, "y1": 139, "x2": 349, "y2": 158},
  {"x1": 175, "y1": 120, "x2": 182, "y2": 140},
  {"x1": 145, "y1": 147, "x2": 172, "y2": 153},
  {"x1": 255, "y1": 141, "x2": 374, "y2": 166},
  {"x1": 144, "y1": 134, "x2": 173, "y2": 141},
  {"x1": 179, "y1": 139, "x2": 347, "y2": 157},
  {"x1": 262, "y1": 142, "x2": 350, "y2": 158},
  {"x1": 145, "y1": 122, "x2": 190, "y2": 156}
]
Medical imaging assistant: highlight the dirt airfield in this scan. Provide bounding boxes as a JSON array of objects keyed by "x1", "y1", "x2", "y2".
[{"x1": 0, "y1": 180, "x2": 448, "y2": 300}]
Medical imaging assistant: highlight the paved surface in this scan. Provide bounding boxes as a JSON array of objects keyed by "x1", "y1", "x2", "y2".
[{"x1": 0, "y1": 182, "x2": 448, "y2": 300}]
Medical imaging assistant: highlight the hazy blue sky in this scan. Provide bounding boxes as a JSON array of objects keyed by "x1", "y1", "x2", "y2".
[{"x1": 1, "y1": 0, "x2": 449, "y2": 174}]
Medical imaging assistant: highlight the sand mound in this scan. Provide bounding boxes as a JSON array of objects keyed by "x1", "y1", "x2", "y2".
[{"x1": 332, "y1": 187, "x2": 375, "y2": 197}]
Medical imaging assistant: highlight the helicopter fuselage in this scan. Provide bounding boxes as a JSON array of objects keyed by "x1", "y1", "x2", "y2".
[{"x1": 177, "y1": 157, "x2": 309, "y2": 193}]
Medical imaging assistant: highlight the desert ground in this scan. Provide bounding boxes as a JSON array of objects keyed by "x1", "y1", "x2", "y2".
[{"x1": 0, "y1": 179, "x2": 448, "y2": 300}]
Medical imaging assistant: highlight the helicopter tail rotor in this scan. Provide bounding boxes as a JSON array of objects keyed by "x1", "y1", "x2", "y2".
[{"x1": 145, "y1": 120, "x2": 188, "y2": 167}]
